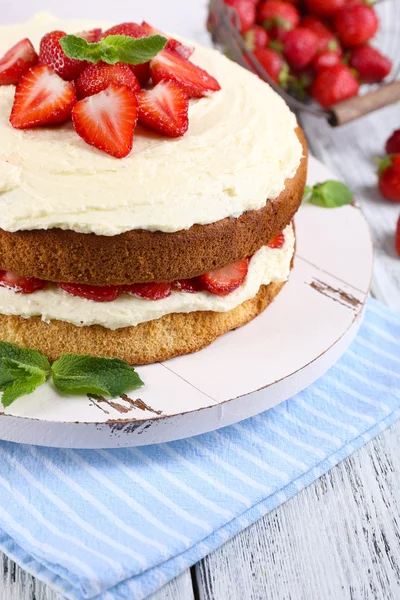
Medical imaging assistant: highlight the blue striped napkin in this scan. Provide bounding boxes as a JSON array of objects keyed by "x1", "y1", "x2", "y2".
[{"x1": 0, "y1": 297, "x2": 398, "y2": 600}]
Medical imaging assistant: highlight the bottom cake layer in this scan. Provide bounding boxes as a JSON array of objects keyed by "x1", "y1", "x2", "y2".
[{"x1": 0, "y1": 281, "x2": 286, "y2": 365}]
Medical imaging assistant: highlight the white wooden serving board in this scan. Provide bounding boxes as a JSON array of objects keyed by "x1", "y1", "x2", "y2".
[{"x1": 0, "y1": 156, "x2": 373, "y2": 448}]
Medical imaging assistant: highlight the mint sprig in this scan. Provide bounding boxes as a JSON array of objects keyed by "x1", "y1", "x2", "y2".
[
  {"x1": 303, "y1": 180, "x2": 353, "y2": 208},
  {"x1": 0, "y1": 342, "x2": 144, "y2": 407},
  {"x1": 60, "y1": 34, "x2": 167, "y2": 65}
]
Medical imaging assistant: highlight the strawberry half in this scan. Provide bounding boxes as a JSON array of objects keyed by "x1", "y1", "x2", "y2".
[
  {"x1": 76, "y1": 28, "x2": 103, "y2": 43},
  {"x1": 137, "y1": 80, "x2": 189, "y2": 137},
  {"x1": 72, "y1": 85, "x2": 138, "y2": 158},
  {"x1": 125, "y1": 282, "x2": 172, "y2": 300},
  {"x1": 58, "y1": 282, "x2": 120, "y2": 302},
  {"x1": 102, "y1": 23, "x2": 150, "y2": 86},
  {"x1": 150, "y1": 49, "x2": 221, "y2": 98},
  {"x1": 10, "y1": 65, "x2": 77, "y2": 129},
  {"x1": 141, "y1": 22, "x2": 194, "y2": 59},
  {"x1": 0, "y1": 271, "x2": 44, "y2": 294},
  {"x1": 39, "y1": 30, "x2": 86, "y2": 81},
  {"x1": 0, "y1": 38, "x2": 38, "y2": 86},
  {"x1": 267, "y1": 232, "x2": 285, "y2": 248},
  {"x1": 199, "y1": 259, "x2": 249, "y2": 296},
  {"x1": 172, "y1": 279, "x2": 201, "y2": 293},
  {"x1": 76, "y1": 62, "x2": 140, "y2": 99}
]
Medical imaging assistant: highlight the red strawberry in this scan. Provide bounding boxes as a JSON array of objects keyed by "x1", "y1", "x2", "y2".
[
  {"x1": 199, "y1": 258, "x2": 249, "y2": 296},
  {"x1": 396, "y1": 216, "x2": 400, "y2": 256},
  {"x1": 101, "y1": 23, "x2": 150, "y2": 86},
  {"x1": 386, "y1": 130, "x2": 400, "y2": 155},
  {"x1": 225, "y1": 0, "x2": 256, "y2": 33},
  {"x1": 334, "y1": 5, "x2": 378, "y2": 48},
  {"x1": 140, "y1": 22, "x2": 194, "y2": 59},
  {"x1": 305, "y1": 0, "x2": 345, "y2": 17},
  {"x1": 137, "y1": 80, "x2": 189, "y2": 138},
  {"x1": 267, "y1": 232, "x2": 285, "y2": 248},
  {"x1": 124, "y1": 282, "x2": 172, "y2": 300},
  {"x1": 302, "y1": 16, "x2": 341, "y2": 54},
  {"x1": 258, "y1": 1, "x2": 300, "y2": 41},
  {"x1": 76, "y1": 62, "x2": 140, "y2": 99},
  {"x1": 10, "y1": 65, "x2": 76, "y2": 129},
  {"x1": 76, "y1": 28, "x2": 103, "y2": 43},
  {"x1": 243, "y1": 25, "x2": 269, "y2": 51},
  {"x1": 253, "y1": 48, "x2": 289, "y2": 84},
  {"x1": 39, "y1": 30, "x2": 86, "y2": 81},
  {"x1": 282, "y1": 27, "x2": 319, "y2": 70},
  {"x1": 58, "y1": 282, "x2": 120, "y2": 302},
  {"x1": 311, "y1": 64, "x2": 359, "y2": 108},
  {"x1": 350, "y1": 46, "x2": 392, "y2": 84},
  {"x1": 377, "y1": 155, "x2": 400, "y2": 202},
  {"x1": 0, "y1": 271, "x2": 44, "y2": 294},
  {"x1": 312, "y1": 49, "x2": 341, "y2": 70},
  {"x1": 72, "y1": 85, "x2": 138, "y2": 158},
  {"x1": 150, "y1": 49, "x2": 221, "y2": 98},
  {"x1": 0, "y1": 38, "x2": 38, "y2": 86},
  {"x1": 172, "y1": 279, "x2": 201, "y2": 293}
]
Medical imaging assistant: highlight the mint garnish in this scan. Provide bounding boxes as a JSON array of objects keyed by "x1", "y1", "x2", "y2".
[
  {"x1": 0, "y1": 342, "x2": 144, "y2": 407},
  {"x1": 303, "y1": 180, "x2": 353, "y2": 208},
  {"x1": 60, "y1": 34, "x2": 167, "y2": 65},
  {"x1": 51, "y1": 354, "x2": 143, "y2": 397}
]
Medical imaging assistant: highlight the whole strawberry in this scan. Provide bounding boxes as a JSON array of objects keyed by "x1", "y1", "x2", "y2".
[
  {"x1": 253, "y1": 48, "x2": 289, "y2": 84},
  {"x1": 334, "y1": 4, "x2": 378, "y2": 48},
  {"x1": 258, "y1": 1, "x2": 300, "y2": 40},
  {"x1": 350, "y1": 46, "x2": 392, "y2": 83},
  {"x1": 312, "y1": 49, "x2": 341, "y2": 71},
  {"x1": 311, "y1": 64, "x2": 359, "y2": 108},
  {"x1": 243, "y1": 25, "x2": 269, "y2": 51},
  {"x1": 302, "y1": 16, "x2": 342, "y2": 54},
  {"x1": 305, "y1": 0, "x2": 345, "y2": 17},
  {"x1": 225, "y1": 0, "x2": 256, "y2": 33},
  {"x1": 396, "y1": 216, "x2": 400, "y2": 256},
  {"x1": 39, "y1": 30, "x2": 85, "y2": 81},
  {"x1": 377, "y1": 155, "x2": 400, "y2": 202},
  {"x1": 283, "y1": 27, "x2": 319, "y2": 70},
  {"x1": 386, "y1": 130, "x2": 400, "y2": 155}
]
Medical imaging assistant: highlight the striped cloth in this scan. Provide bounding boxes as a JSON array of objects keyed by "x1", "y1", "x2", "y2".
[{"x1": 0, "y1": 297, "x2": 398, "y2": 600}]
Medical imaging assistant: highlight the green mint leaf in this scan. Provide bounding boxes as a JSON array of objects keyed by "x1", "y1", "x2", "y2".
[
  {"x1": 52, "y1": 354, "x2": 144, "y2": 397},
  {"x1": 0, "y1": 341, "x2": 51, "y2": 372},
  {"x1": 1, "y1": 371, "x2": 46, "y2": 408},
  {"x1": 0, "y1": 342, "x2": 51, "y2": 407},
  {"x1": 60, "y1": 33, "x2": 167, "y2": 65},
  {"x1": 304, "y1": 180, "x2": 353, "y2": 208}
]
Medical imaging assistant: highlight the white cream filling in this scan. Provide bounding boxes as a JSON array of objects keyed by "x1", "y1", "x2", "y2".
[
  {"x1": 0, "y1": 13, "x2": 302, "y2": 235},
  {"x1": 0, "y1": 225, "x2": 294, "y2": 330}
]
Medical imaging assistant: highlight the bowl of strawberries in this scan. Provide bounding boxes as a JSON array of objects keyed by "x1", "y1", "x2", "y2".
[{"x1": 208, "y1": 0, "x2": 400, "y2": 125}]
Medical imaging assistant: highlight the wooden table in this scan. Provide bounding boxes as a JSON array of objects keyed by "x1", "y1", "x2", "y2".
[{"x1": 1, "y1": 1, "x2": 399, "y2": 598}]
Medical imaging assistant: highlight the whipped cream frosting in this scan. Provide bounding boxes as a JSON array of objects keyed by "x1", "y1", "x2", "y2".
[
  {"x1": 0, "y1": 13, "x2": 302, "y2": 235},
  {"x1": 0, "y1": 224, "x2": 294, "y2": 329}
]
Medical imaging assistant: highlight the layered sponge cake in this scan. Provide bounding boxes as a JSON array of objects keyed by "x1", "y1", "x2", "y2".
[{"x1": 0, "y1": 14, "x2": 306, "y2": 364}]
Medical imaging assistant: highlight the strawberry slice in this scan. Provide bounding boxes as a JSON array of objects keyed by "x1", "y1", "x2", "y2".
[
  {"x1": 172, "y1": 279, "x2": 201, "y2": 293},
  {"x1": 124, "y1": 282, "x2": 172, "y2": 300},
  {"x1": 76, "y1": 62, "x2": 140, "y2": 99},
  {"x1": 141, "y1": 22, "x2": 194, "y2": 59},
  {"x1": 150, "y1": 49, "x2": 221, "y2": 98},
  {"x1": 58, "y1": 282, "x2": 120, "y2": 302},
  {"x1": 0, "y1": 271, "x2": 44, "y2": 294},
  {"x1": 10, "y1": 65, "x2": 76, "y2": 129},
  {"x1": 76, "y1": 28, "x2": 103, "y2": 43},
  {"x1": 102, "y1": 23, "x2": 150, "y2": 86},
  {"x1": 267, "y1": 233, "x2": 285, "y2": 249},
  {"x1": 199, "y1": 259, "x2": 249, "y2": 296},
  {"x1": 39, "y1": 30, "x2": 86, "y2": 81},
  {"x1": 0, "y1": 38, "x2": 38, "y2": 86},
  {"x1": 72, "y1": 85, "x2": 138, "y2": 158},
  {"x1": 137, "y1": 81, "x2": 189, "y2": 138}
]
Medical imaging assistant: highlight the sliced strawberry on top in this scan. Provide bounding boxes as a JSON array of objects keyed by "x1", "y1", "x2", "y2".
[
  {"x1": 10, "y1": 65, "x2": 77, "y2": 129},
  {"x1": 72, "y1": 84, "x2": 138, "y2": 159},
  {"x1": 137, "y1": 80, "x2": 189, "y2": 138},
  {"x1": 199, "y1": 259, "x2": 249, "y2": 296},
  {"x1": 76, "y1": 28, "x2": 103, "y2": 43},
  {"x1": 39, "y1": 30, "x2": 86, "y2": 81},
  {"x1": 267, "y1": 232, "x2": 285, "y2": 248},
  {"x1": 102, "y1": 23, "x2": 150, "y2": 86},
  {"x1": 141, "y1": 21, "x2": 194, "y2": 59},
  {"x1": 0, "y1": 271, "x2": 44, "y2": 294},
  {"x1": 124, "y1": 282, "x2": 172, "y2": 300},
  {"x1": 151, "y1": 49, "x2": 221, "y2": 98},
  {"x1": 76, "y1": 62, "x2": 140, "y2": 99},
  {"x1": 172, "y1": 278, "x2": 201, "y2": 293},
  {"x1": 58, "y1": 282, "x2": 120, "y2": 302},
  {"x1": 0, "y1": 38, "x2": 38, "y2": 86}
]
